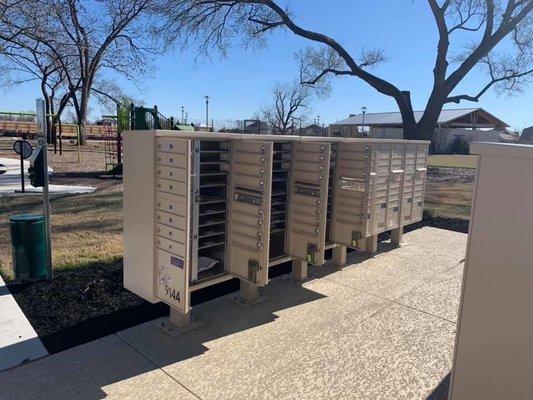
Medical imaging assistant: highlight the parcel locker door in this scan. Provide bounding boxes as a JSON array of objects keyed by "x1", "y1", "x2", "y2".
[
  {"x1": 154, "y1": 138, "x2": 192, "y2": 313},
  {"x1": 331, "y1": 142, "x2": 372, "y2": 250},
  {"x1": 228, "y1": 141, "x2": 273, "y2": 286},
  {"x1": 412, "y1": 144, "x2": 428, "y2": 223},
  {"x1": 401, "y1": 143, "x2": 417, "y2": 224},
  {"x1": 370, "y1": 143, "x2": 392, "y2": 234},
  {"x1": 287, "y1": 142, "x2": 330, "y2": 265},
  {"x1": 386, "y1": 143, "x2": 405, "y2": 230}
]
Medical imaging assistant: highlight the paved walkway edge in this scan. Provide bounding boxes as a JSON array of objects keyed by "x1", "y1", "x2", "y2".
[{"x1": 0, "y1": 275, "x2": 48, "y2": 371}]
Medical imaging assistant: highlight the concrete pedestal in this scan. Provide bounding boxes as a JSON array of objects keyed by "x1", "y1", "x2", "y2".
[
  {"x1": 365, "y1": 234, "x2": 378, "y2": 254},
  {"x1": 391, "y1": 227, "x2": 403, "y2": 246},
  {"x1": 291, "y1": 259, "x2": 308, "y2": 281},
  {"x1": 332, "y1": 246, "x2": 347, "y2": 268},
  {"x1": 240, "y1": 280, "x2": 259, "y2": 302}
]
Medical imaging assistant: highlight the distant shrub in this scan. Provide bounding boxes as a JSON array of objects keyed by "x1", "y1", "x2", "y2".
[{"x1": 450, "y1": 136, "x2": 470, "y2": 154}]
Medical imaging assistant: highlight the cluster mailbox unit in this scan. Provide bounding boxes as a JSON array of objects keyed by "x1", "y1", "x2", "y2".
[{"x1": 123, "y1": 130, "x2": 429, "y2": 326}]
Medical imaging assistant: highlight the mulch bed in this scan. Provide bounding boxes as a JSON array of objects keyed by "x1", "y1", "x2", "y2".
[{"x1": 6, "y1": 215, "x2": 468, "y2": 354}]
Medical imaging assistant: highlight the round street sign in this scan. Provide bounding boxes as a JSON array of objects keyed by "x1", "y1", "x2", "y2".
[{"x1": 13, "y1": 140, "x2": 33, "y2": 159}]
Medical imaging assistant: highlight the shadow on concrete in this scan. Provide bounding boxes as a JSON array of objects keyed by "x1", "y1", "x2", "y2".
[
  {"x1": 427, "y1": 372, "x2": 450, "y2": 400},
  {"x1": 0, "y1": 337, "x2": 47, "y2": 372},
  {"x1": 0, "y1": 227, "x2": 454, "y2": 399},
  {"x1": 0, "y1": 271, "x2": 332, "y2": 399}
]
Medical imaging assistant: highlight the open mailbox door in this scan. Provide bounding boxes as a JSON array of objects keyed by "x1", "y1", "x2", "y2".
[
  {"x1": 154, "y1": 138, "x2": 192, "y2": 313},
  {"x1": 228, "y1": 141, "x2": 273, "y2": 286},
  {"x1": 331, "y1": 142, "x2": 372, "y2": 250},
  {"x1": 287, "y1": 142, "x2": 331, "y2": 265}
]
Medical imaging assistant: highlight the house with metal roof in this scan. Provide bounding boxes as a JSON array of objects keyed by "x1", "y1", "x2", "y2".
[
  {"x1": 329, "y1": 108, "x2": 513, "y2": 153},
  {"x1": 520, "y1": 126, "x2": 533, "y2": 144}
]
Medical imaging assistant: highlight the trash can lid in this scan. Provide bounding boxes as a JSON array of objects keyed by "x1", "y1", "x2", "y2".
[{"x1": 10, "y1": 214, "x2": 44, "y2": 223}]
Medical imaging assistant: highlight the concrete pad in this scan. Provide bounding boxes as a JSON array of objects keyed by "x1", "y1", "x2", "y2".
[
  {"x1": 324, "y1": 244, "x2": 463, "y2": 301},
  {"x1": 0, "y1": 276, "x2": 47, "y2": 371},
  {"x1": 403, "y1": 227, "x2": 468, "y2": 259},
  {"x1": 116, "y1": 277, "x2": 391, "y2": 399},
  {"x1": 398, "y1": 262, "x2": 464, "y2": 322},
  {"x1": 0, "y1": 335, "x2": 198, "y2": 400},
  {"x1": 255, "y1": 303, "x2": 456, "y2": 400},
  {"x1": 0, "y1": 227, "x2": 466, "y2": 399}
]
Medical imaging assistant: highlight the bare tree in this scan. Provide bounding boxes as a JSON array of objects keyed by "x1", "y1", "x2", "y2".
[
  {"x1": 1, "y1": 0, "x2": 153, "y2": 143},
  {"x1": 261, "y1": 82, "x2": 311, "y2": 134},
  {"x1": 154, "y1": 0, "x2": 532, "y2": 140},
  {"x1": 2, "y1": 45, "x2": 75, "y2": 129},
  {"x1": 91, "y1": 78, "x2": 143, "y2": 114},
  {"x1": 0, "y1": 0, "x2": 28, "y2": 47}
]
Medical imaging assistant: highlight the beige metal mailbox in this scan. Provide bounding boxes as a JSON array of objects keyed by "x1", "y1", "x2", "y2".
[
  {"x1": 331, "y1": 140, "x2": 428, "y2": 252},
  {"x1": 123, "y1": 130, "x2": 429, "y2": 327},
  {"x1": 449, "y1": 142, "x2": 533, "y2": 400}
]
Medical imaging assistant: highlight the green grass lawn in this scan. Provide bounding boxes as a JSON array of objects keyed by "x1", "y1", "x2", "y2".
[
  {"x1": 428, "y1": 154, "x2": 478, "y2": 169},
  {"x1": 424, "y1": 181, "x2": 473, "y2": 219},
  {"x1": 0, "y1": 191, "x2": 123, "y2": 278}
]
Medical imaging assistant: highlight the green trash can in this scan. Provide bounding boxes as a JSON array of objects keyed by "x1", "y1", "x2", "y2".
[{"x1": 10, "y1": 214, "x2": 50, "y2": 280}]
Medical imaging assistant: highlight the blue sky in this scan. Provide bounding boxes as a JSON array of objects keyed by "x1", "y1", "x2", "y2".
[{"x1": 0, "y1": 0, "x2": 531, "y2": 131}]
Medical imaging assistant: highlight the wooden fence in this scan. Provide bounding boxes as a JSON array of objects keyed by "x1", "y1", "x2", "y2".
[{"x1": 0, "y1": 120, "x2": 115, "y2": 138}]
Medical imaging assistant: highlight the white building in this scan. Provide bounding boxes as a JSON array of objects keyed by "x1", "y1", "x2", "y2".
[{"x1": 330, "y1": 108, "x2": 515, "y2": 153}]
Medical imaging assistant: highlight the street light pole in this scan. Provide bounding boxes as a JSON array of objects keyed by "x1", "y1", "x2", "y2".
[
  {"x1": 205, "y1": 95, "x2": 209, "y2": 131},
  {"x1": 361, "y1": 106, "x2": 367, "y2": 136},
  {"x1": 181, "y1": 106, "x2": 185, "y2": 124}
]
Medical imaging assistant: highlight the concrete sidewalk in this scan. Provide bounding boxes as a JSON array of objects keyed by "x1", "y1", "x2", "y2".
[
  {"x1": 0, "y1": 227, "x2": 465, "y2": 400},
  {"x1": 0, "y1": 276, "x2": 48, "y2": 371},
  {"x1": 0, "y1": 157, "x2": 95, "y2": 196}
]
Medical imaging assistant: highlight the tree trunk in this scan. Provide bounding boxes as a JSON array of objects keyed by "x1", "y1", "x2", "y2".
[
  {"x1": 397, "y1": 91, "x2": 418, "y2": 140},
  {"x1": 78, "y1": 88, "x2": 90, "y2": 145},
  {"x1": 40, "y1": 78, "x2": 53, "y2": 143},
  {"x1": 417, "y1": 93, "x2": 446, "y2": 150}
]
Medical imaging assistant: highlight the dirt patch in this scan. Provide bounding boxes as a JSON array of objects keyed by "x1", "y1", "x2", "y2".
[
  {"x1": 427, "y1": 166, "x2": 476, "y2": 184},
  {"x1": 49, "y1": 172, "x2": 122, "y2": 191}
]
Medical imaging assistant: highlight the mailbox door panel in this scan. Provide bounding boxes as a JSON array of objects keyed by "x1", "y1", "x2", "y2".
[
  {"x1": 287, "y1": 142, "x2": 330, "y2": 265},
  {"x1": 228, "y1": 141, "x2": 273, "y2": 285},
  {"x1": 331, "y1": 142, "x2": 372, "y2": 250},
  {"x1": 412, "y1": 145, "x2": 428, "y2": 223},
  {"x1": 154, "y1": 138, "x2": 191, "y2": 312}
]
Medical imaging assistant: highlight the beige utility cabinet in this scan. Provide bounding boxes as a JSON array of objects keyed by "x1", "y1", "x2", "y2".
[{"x1": 450, "y1": 142, "x2": 533, "y2": 400}]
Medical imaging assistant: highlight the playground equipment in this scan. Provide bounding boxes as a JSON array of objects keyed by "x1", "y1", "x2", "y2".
[
  {"x1": 130, "y1": 104, "x2": 194, "y2": 132},
  {"x1": 102, "y1": 104, "x2": 195, "y2": 172}
]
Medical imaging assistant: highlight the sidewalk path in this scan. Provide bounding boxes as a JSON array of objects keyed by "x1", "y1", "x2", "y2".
[
  {"x1": 0, "y1": 275, "x2": 48, "y2": 371},
  {"x1": 0, "y1": 227, "x2": 465, "y2": 399},
  {"x1": 0, "y1": 157, "x2": 95, "y2": 196}
]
